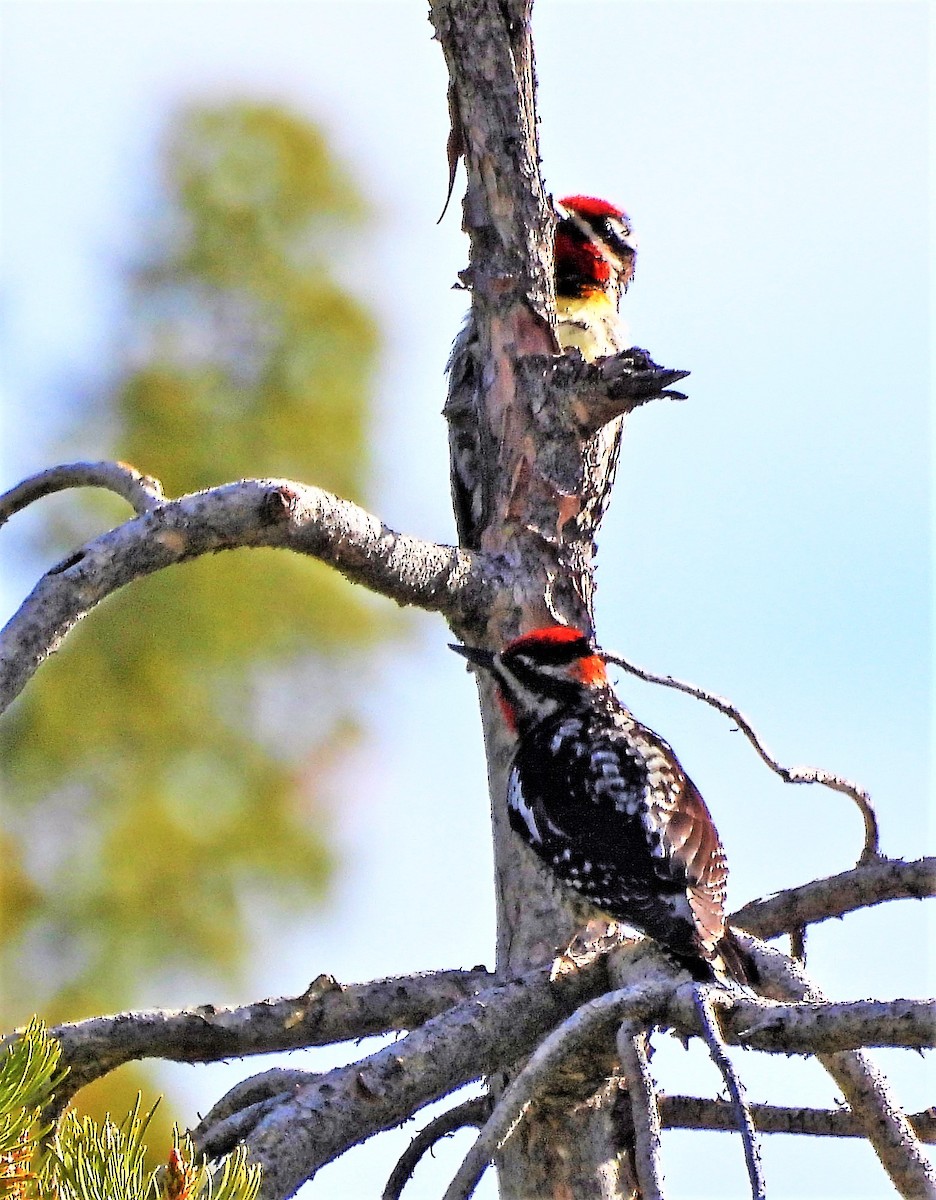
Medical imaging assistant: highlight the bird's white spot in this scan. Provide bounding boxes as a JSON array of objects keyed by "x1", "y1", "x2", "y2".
[{"x1": 507, "y1": 770, "x2": 543, "y2": 845}]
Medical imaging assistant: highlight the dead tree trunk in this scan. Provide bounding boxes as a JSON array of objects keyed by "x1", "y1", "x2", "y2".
[{"x1": 432, "y1": 1, "x2": 684, "y2": 1193}]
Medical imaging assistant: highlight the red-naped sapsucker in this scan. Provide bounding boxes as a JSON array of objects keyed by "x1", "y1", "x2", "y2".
[{"x1": 445, "y1": 195, "x2": 638, "y2": 548}]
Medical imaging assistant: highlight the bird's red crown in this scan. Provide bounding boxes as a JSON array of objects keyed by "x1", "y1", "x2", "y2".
[
  {"x1": 558, "y1": 194, "x2": 627, "y2": 220},
  {"x1": 554, "y1": 196, "x2": 635, "y2": 299},
  {"x1": 504, "y1": 625, "x2": 608, "y2": 687}
]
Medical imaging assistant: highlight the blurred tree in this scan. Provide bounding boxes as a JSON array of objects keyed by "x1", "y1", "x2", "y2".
[{"x1": 0, "y1": 103, "x2": 396, "y2": 1029}]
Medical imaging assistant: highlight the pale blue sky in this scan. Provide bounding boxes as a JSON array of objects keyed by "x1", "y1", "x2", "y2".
[{"x1": 1, "y1": 2, "x2": 931, "y2": 1197}]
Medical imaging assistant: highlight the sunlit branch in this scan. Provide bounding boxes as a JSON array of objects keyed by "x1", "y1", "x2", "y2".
[
  {"x1": 732, "y1": 856, "x2": 935, "y2": 941},
  {"x1": 0, "y1": 473, "x2": 502, "y2": 715},
  {"x1": 0, "y1": 460, "x2": 165, "y2": 526},
  {"x1": 36, "y1": 968, "x2": 493, "y2": 1104}
]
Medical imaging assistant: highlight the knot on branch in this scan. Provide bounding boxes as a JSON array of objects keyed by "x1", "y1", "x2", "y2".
[{"x1": 543, "y1": 346, "x2": 690, "y2": 437}]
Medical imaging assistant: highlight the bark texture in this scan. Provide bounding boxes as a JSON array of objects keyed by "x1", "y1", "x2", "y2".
[{"x1": 430, "y1": 1, "x2": 669, "y2": 1194}]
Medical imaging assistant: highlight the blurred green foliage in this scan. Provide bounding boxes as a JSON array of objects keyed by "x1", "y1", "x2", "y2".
[{"x1": 0, "y1": 103, "x2": 397, "y2": 1031}]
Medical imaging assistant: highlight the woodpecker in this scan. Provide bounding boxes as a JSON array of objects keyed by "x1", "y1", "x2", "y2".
[
  {"x1": 451, "y1": 625, "x2": 753, "y2": 985},
  {"x1": 445, "y1": 195, "x2": 637, "y2": 549}
]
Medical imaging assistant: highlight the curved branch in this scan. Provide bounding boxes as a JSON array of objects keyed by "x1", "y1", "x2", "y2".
[
  {"x1": 0, "y1": 475, "x2": 503, "y2": 715},
  {"x1": 616, "y1": 1024, "x2": 664, "y2": 1200},
  {"x1": 602, "y1": 648, "x2": 879, "y2": 864},
  {"x1": 0, "y1": 461, "x2": 165, "y2": 525},
  {"x1": 732, "y1": 856, "x2": 935, "y2": 941},
  {"x1": 690, "y1": 987, "x2": 765, "y2": 1200},
  {"x1": 660, "y1": 1096, "x2": 936, "y2": 1142},
  {"x1": 382, "y1": 1096, "x2": 490, "y2": 1200},
  {"x1": 234, "y1": 953, "x2": 611, "y2": 1200},
  {"x1": 38, "y1": 968, "x2": 493, "y2": 1103},
  {"x1": 441, "y1": 984, "x2": 665, "y2": 1200}
]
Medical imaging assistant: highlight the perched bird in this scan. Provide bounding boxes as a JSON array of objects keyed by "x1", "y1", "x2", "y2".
[
  {"x1": 452, "y1": 625, "x2": 754, "y2": 985},
  {"x1": 445, "y1": 194, "x2": 637, "y2": 549},
  {"x1": 552, "y1": 194, "x2": 637, "y2": 358}
]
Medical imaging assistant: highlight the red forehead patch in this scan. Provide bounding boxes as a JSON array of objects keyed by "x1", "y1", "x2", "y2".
[
  {"x1": 506, "y1": 625, "x2": 586, "y2": 652},
  {"x1": 558, "y1": 194, "x2": 625, "y2": 220}
]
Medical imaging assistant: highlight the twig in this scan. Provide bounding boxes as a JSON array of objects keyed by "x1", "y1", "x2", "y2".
[
  {"x1": 602, "y1": 648, "x2": 879, "y2": 865},
  {"x1": 0, "y1": 461, "x2": 165, "y2": 526},
  {"x1": 382, "y1": 1096, "x2": 490, "y2": 1200},
  {"x1": 690, "y1": 986, "x2": 765, "y2": 1200},
  {"x1": 659, "y1": 1096, "x2": 936, "y2": 1142},
  {"x1": 616, "y1": 1023, "x2": 665, "y2": 1200},
  {"x1": 731, "y1": 856, "x2": 935, "y2": 941},
  {"x1": 0, "y1": 476, "x2": 500, "y2": 715}
]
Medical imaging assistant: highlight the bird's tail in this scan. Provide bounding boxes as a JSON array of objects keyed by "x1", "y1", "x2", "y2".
[{"x1": 713, "y1": 928, "x2": 759, "y2": 989}]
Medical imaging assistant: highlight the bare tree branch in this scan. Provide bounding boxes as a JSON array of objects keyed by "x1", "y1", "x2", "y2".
[
  {"x1": 382, "y1": 1096, "x2": 490, "y2": 1200},
  {"x1": 602, "y1": 648, "x2": 879, "y2": 865},
  {"x1": 732, "y1": 856, "x2": 935, "y2": 941},
  {"x1": 232, "y1": 952, "x2": 612, "y2": 1200},
  {"x1": 0, "y1": 460, "x2": 166, "y2": 525},
  {"x1": 0, "y1": 474, "x2": 502, "y2": 715},
  {"x1": 29, "y1": 857, "x2": 925, "y2": 1085},
  {"x1": 747, "y1": 939, "x2": 936, "y2": 1200},
  {"x1": 616, "y1": 1023, "x2": 665, "y2": 1200},
  {"x1": 5, "y1": 903, "x2": 927, "y2": 1198},
  {"x1": 659, "y1": 1096, "x2": 936, "y2": 1143},
  {"x1": 439, "y1": 985, "x2": 663, "y2": 1200},
  {"x1": 36, "y1": 968, "x2": 493, "y2": 1103}
]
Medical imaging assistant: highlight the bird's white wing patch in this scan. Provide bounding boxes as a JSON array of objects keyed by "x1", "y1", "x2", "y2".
[{"x1": 507, "y1": 767, "x2": 543, "y2": 845}]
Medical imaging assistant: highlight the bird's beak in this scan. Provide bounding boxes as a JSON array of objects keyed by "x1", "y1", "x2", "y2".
[{"x1": 449, "y1": 643, "x2": 496, "y2": 671}]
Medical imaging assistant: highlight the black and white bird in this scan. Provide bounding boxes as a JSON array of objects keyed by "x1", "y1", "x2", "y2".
[{"x1": 452, "y1": 624, "x2": 754, "y2": 985}]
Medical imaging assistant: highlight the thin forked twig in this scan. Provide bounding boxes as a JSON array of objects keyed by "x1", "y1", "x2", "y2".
[
  {"x1": 616, "y1": 1023, "x2": 665, "y2": 1200},
  {"x1": 0, "y1": 461, "x2": 165, "y2": 526},
  {"x1": 690, "y1": 985, "x2": 766, "y2": 1200},
  {"x1": 383, "y1": 1096, "x2": 490, "y2": 1200},
  {"x1": 602, "y1": 648, "x2": 879, "y2": 865}
]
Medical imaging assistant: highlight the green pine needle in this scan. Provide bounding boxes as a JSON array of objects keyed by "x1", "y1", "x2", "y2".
[{"x1": 1, "y1": 1019, "x2": 260, "y2": 1200}]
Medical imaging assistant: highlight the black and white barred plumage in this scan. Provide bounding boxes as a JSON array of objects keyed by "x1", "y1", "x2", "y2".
[{"x1": 452, "y1": 625, "x2": 753, "y2": 985}]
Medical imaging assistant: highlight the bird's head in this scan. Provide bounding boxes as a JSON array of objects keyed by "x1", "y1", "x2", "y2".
[
  {"x1": 554, "y1": 195, "x2": 638, "y2": 300},
  {"x1": 451, "y1": 625, "x2": 609, "y2": 731}
]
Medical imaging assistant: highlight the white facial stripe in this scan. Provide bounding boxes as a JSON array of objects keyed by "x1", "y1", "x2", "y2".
[{"x1": 564, "y1": 208, "x2": 634, "y2": 275}]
